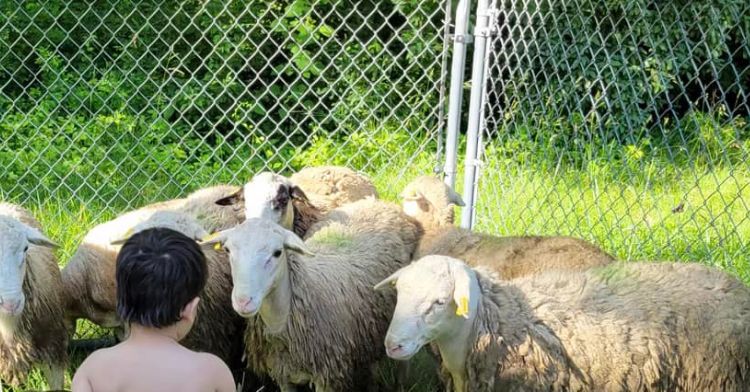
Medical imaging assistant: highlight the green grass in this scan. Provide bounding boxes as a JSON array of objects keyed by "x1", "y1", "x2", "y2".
[{"x1": 5, "y1": 129, "x2": 750, "y2": 391}]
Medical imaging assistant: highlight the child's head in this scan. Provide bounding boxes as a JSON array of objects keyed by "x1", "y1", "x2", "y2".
[{"x1": 116, "y1": 227, "x2": 207, "y2": 335}]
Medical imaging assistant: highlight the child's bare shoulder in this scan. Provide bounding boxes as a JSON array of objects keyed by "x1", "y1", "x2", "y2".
[
  {"x1": 79, "y1": 346, "x2": 117, "y2": 370},
  {"x1": 193, "y1": 351, "x2": 230, "y2": 371},
  {"x1": 193, "y1": 352, "x2": 236, "y2": 390}
]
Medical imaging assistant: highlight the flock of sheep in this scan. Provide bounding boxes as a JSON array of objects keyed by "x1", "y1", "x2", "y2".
[{"x1": 1, "y1": 165, "x2": 749, "y2": 391}]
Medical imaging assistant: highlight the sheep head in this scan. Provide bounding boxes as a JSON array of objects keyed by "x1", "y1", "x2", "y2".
[
  {"x1": 400, "y1": 176, "x2": 465, "y2": 228},
  {"x1": 374, "y1": 255, "x2": 479, "y2": 360},
  {"x1": 215, "y1": 172, "x2": 309, "y2": 231},
  {"x1": 0, "y1": 216, "x2": 57, "y2": 321},
  {"x1": 201, "y1": 218, "x2": 313, "y2": 318}
]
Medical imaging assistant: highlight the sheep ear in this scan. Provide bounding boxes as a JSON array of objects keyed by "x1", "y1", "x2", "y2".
[
  {"x1": 109, "y1": 227, "x2": 135, "y2": 246},
  {"x1": 402, "y1": 191, "x2": 432, "y2": 214},
  {"x1": 399, "y1": 187, "x2": 420, "y2": 201},
  {"x1": 290, "y1": 185, "x2": 309, "y2": 202},
  {"x1": 25, "y1": 226, "x2": 59, "y2": 248},
  {"x1": 447, "y1": 187, "x2": 466, "y2": 207},
  {"x1": 283, "y1": 230, "x2": 314, "y2": 256},
  {"x1": 199, "y1": 230, "x2": 229, "y2": 251},
  {"x1": 374, "y1": 268, "x2": 405, "y2": 290},
  {"x1": 215, "y1": 188, "x2": 244, "y2": 206},
  {"x1": 450, "y1": 261, "x2": 475, "y2": 319}
]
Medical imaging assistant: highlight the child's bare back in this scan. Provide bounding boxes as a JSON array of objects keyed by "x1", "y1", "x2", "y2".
[
  {"x1": 72, "y1": 227, "x2": 236, "y2": 392},
  {"x1": 74, "y1": 326, "x2": 235, "y2": 392}
]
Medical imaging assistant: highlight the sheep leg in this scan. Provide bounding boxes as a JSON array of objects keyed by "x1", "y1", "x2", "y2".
[{"x1": 42, "y1": 363, "x2": 66, "y2": 390}]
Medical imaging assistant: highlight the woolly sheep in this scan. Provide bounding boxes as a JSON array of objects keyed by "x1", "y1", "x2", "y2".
[
  {"x1": 202, "y1": 198, "x2": 420, "y2": 391},
  {"x1": 215, "y1": 172, "x2": 322, "y2": 237},
  {"x1": 214, "y1": 166, "x2": 377, "y2": 238},
  {"x1": 61, "y1": 184, "x2": 244, "y2": 329},
  {"x1": 0, "y1": 203, "x2": 67, "y2": 390},
  {"x1": 376, "y1": 255, "x2": 750, "y2": 391},
  {"x1": 289, "y1": 166, "x2": 378, "y2": 213},
  {"x1": 400, "y1": 176, "x2": 614, "y2": 279},
  {"x1": 109, "y1": 210, "x2": 264, "y2": 389}
]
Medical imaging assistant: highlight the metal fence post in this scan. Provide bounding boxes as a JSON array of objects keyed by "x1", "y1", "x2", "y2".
[
  {"x1": 443, "y1": 0, "x2": 472, "y2": 189},
  {"x1": 460, "y1": 0, "x2": 493, "y2": 229}
]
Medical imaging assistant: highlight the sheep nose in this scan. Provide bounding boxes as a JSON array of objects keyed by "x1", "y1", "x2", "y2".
[
  {"x1": 385, "y1": 337, "x2": 405, "y2": 355},
  {"x1": 0, "y1": 298, "x2": 21, "y2": 315},
  {"x1": 233, "y1": 296, "x2": 258, "y2": 315}
]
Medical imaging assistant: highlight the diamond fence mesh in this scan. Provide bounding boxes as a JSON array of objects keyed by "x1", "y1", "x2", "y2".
[
  {"x1": 0, "y1": 0, "x2": 450, "y2": 370},
  {"x1": 473, "y1": 0, "x2": 750, "y2": 282}
]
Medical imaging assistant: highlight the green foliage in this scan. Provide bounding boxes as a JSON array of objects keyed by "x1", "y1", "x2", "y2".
[
  {"x1": 494, "y1": 0, "x2": 750, "y2": 150},
  {"x1": 0, "y1": 0, "x2": 443, "y2": 205}
]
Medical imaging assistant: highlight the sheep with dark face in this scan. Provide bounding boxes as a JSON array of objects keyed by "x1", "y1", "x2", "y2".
[
  {"x1": 0, "y1": 203, "x2": 67, "y2": 390},
  {"x1": 377, "y1": 255, "x2": 750, "y2": 392},
  {"x1": 215, "y1": 172, "x2": 320, "y2": 237},
  {"x1": 400, "y1": 176, "x2": 614, "y2": 279},
  {"x1": 202, "y1": 198, "x2": 420, "y2": 392},
  {"x1": 215, "y1": 166, "x2": 377, "y2": 238}
]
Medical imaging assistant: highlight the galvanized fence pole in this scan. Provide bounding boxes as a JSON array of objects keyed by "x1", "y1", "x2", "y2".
[
  {"x1": 442, "y1": 0, "x2": 472, "y2": 189},
  {"x1": 460, "y1": 0, "x2": 494, "y2": 229}
]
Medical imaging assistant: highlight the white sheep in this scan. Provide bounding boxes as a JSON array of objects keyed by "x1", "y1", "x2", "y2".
[
  {"x1": 289, "y1": 165, "x2": 378, "y2": 213},
  {"x1": 214, "y1": 166, "x2": 377, "y2": 238},
  {"x1": 376, "y1": 255, "x2": 750, "y2": 391},
  {"x1": 201, "y1": 197, "x2": 420, "y2": 391},
  {"x1": 401, "y1": 176, "x2": 614, "y2": 279},
  {"x1": 61, "y1": 184, "x2": 244, "y2": 329},
  {"x1": 0, "y1": 203, "x2": 67, "y2": 390}
]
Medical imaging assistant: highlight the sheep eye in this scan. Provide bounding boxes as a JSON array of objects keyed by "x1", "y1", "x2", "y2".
[
  {"x1": 272, "y1": 249, "x2": 282, "y2": 258},
  {"x1": 23, "y1": 245, "x2": 29, "y2": 252},
  {"x1": 224, "y1": 246, "x2": 230, "y2": 254},
  {"x1": 435, "y1": 299, "x2": 446, "y2": 306}
]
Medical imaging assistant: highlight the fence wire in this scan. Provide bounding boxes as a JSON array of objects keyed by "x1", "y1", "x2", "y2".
[
  {"x1": 0, "y1": 0, "x2": 449, "y2": 358},
  {"x1": 474, "y1": 0, "x2": 750, "y2": 281},
  {"x1": 0, "y1": 0, "x2": 448, "y2": 213}
]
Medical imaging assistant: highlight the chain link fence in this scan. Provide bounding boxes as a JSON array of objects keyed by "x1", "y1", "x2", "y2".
[
  {"x1": 1, "y1": 1, "x2": 449, "y2": 385},
  {"x1": 3, "y1": 0, "x2": 750, "y2": 388},
  {"x1": 472, "y1": 0, "x2": 750, "y2": 282},
  {"x1": 1, "y1": 0, "x2": 449, "y2": 213}
]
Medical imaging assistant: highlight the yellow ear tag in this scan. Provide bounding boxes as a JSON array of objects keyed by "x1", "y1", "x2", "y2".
[
  {"x1": 455, "y1": 296, "x2": 469, "y2": 317},
  {"x1": 213, "y1": 242, "x2": 222, "y2": 251}
]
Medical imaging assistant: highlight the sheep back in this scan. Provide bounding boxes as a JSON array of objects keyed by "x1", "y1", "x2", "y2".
[
  {"x1": 290, "y1": 166, "x2": 378, "y2": 213},
  {"x1": 244, "y1": 200, "x2": 418, "y2": 391},
  {"x1": 460, "y1": 262, "x2": 750, "y2": 391},
  {"x1": 178, "y1": 184, "x2": 244, "y2": 232},
  {"x1": 62, "y1": 184, "x2": 243, "y2": 327},
  {"x1": 418, "y1": 227, "x2": 614, "y2": 280}
]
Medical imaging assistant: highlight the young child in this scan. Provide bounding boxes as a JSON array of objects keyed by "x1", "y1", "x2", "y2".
[{"x1": 72, "y1": 227, "x2": 236, "y2": 392}]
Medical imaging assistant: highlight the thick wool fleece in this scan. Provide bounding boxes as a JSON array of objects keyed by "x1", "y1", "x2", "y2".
[
  {"x1": 0, "y1": 204, "x2": 68, "y2": 387},
  {"x1": 290, "y1": 166, "x2": 378, "y2": 214},
  {"x1": 445, "y1": 262, "x2": 750, "y2": 391},
  {"x1": 244, "y1": 199, "x2": 420, "y2": 391},
  {"x1": 417, "y1": 228, "x2": 614, "y2": 280}
]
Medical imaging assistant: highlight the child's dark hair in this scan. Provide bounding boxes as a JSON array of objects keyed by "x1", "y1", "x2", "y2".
[{"x1": 116, "y1": 227, "x2": 207, "y2": 328}]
